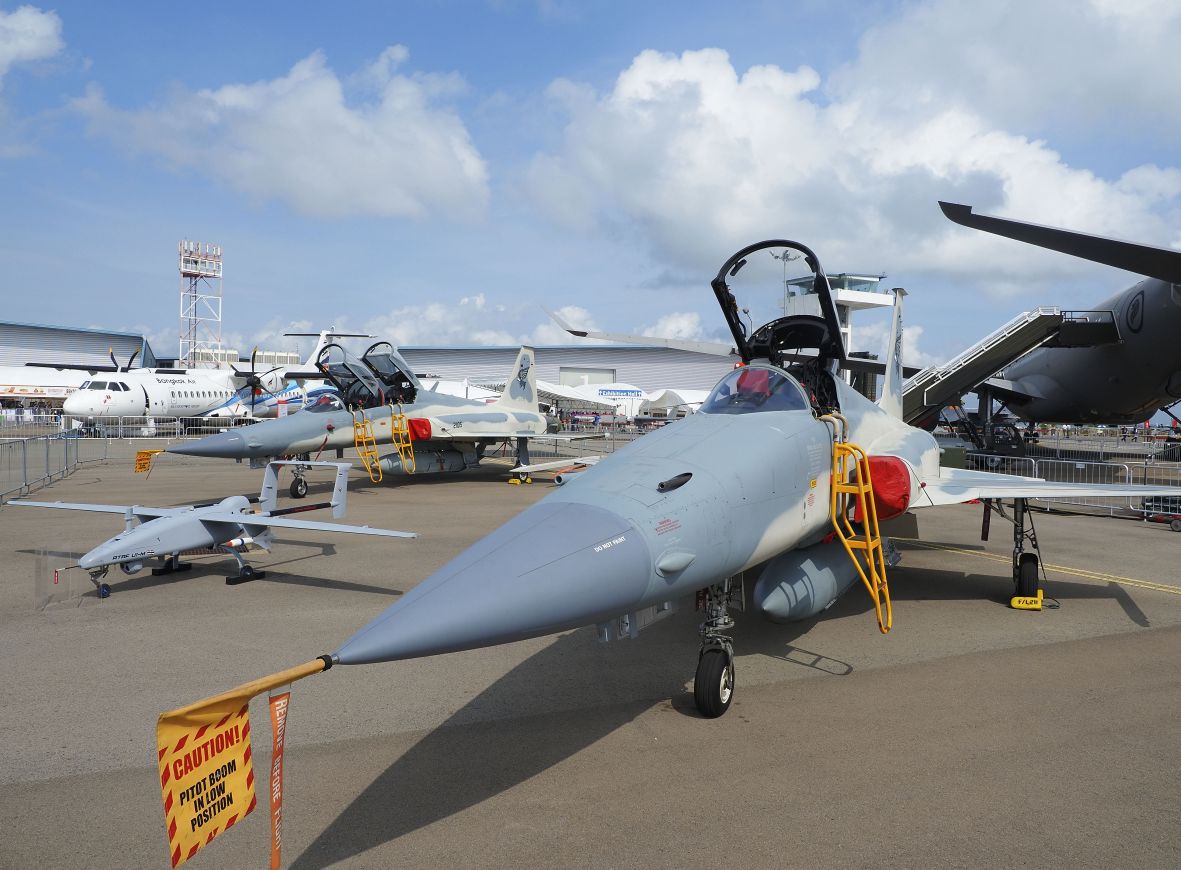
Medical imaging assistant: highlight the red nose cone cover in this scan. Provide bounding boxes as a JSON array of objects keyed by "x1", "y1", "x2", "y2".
[
  {"x1": 854, "y1": 455, "x2": 911, "y2": 522},
  {"x1": 408, "y1": 418, "x2": 432, "y2": 441}
]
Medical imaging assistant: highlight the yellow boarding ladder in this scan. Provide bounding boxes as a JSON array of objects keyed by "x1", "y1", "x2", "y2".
[
  {"x1": 352, "y1": 410, "x2": 383, "y2": 483},
  {"x1": 822, "y1": 413, "x2": 892, "y2": 634},
  {"x1": 389, "y1": 405, "x2": 416, "y2": 475}
]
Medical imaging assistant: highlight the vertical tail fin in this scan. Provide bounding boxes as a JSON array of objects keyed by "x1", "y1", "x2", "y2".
[
  {"x1": 259, "y1": 461, "x2": 282, "y2": 513},
  {"x1": 878, "y1": 288, "x2": 906, "y2": 419},
  {"x1": 493, "y1": 347, "x2": 539, "y2": 412},
  {"x1": 329, "y1": 462, "x2": 350, "y2": 519}
]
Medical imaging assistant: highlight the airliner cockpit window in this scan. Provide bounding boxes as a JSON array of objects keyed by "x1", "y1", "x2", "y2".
[
  {"x1": 87, "y1": 381, "x2": 108, "y2": 390},
  {"x1": 700, "y1": 366, "x2": 809, "y2": 415}
]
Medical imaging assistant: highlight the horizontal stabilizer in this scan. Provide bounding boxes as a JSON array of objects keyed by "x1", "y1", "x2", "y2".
[{"x1": 940, "y1": 202, "x2": 1181, "y2": 284}]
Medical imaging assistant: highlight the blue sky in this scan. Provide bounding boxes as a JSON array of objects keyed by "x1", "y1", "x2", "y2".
[{"x1": 1, "y1": 0, "x2": 1178, "y2": 366}]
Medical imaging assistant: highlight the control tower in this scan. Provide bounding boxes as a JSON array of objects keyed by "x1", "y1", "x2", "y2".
[{"x1": 178, "y1": 240, "x2": 223, "y2": 368}]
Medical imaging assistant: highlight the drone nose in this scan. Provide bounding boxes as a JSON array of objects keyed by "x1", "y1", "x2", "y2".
[{"x1": 334, "y1": 501, "x2": 652, "y2": 664}]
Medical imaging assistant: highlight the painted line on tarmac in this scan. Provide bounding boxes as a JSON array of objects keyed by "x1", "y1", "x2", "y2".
[{"x1": 896, "y1": 538, "x2": 1181, "y2": 598}]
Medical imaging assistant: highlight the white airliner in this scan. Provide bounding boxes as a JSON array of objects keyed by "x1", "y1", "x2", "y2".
[{"x1": 58, "y1": 330, "x2": 348, "y2": 420}]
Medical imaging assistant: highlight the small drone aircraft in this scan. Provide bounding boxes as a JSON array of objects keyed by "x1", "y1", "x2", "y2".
[{"x1": 12, "y1": 461, "x2": 413, "y2": 596}]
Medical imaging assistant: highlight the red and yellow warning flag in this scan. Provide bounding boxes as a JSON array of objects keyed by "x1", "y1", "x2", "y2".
[
  {"x1": 157, "y1": 658, "x2": 329, "y2": 868},
  {"x1": 135, "y1": 449, "x2": 164, "y2": 474}
]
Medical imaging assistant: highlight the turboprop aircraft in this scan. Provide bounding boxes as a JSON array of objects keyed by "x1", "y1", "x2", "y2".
[
  {"x1": 11, "y1": 460, "x2": 412, "y2": 597},
  {"x1": 58, "y1": 330, "x2": 352, "y2": 421},
  {"x1": 214, "y1": 237, "x2": 1178, "y2": 722},
  {"x1": 167, "y1": 341, "x2": 596, "y2": 494},
  {"x1": 936, "y1": 202, "x2": 1181, "y2": 425}
]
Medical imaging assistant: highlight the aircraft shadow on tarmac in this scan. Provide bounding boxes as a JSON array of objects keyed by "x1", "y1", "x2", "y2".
[
  {"x1": 289, "y1": 605, "x2": 828, "y2": 868},
  {"x1": 287, "y1": 558, "x2": 1153, "y2": 866}
]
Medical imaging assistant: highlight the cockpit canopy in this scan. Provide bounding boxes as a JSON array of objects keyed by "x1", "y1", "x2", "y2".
[
  {"x1": 314, "y1": 341, "x2": 419, "y2": 409},
  {"x1": 304, "y1": 393, "x2": 345, "y2": 413},
  {"x1": 700, "y1": 365, "x2": 809, "y2": 415}
]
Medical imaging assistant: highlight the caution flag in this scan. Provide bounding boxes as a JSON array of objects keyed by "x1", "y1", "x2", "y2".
[
  {"x1": 135, "y1": 449, "x2": 164, "y2": 474},
  {"x1": 157, "y1": 658, "x2": 329, "y2": 868}
]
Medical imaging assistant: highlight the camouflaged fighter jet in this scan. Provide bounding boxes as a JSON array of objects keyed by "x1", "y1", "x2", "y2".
[
  {"x1": 168, "y1": 342, "x2": 585, "y2": 496},
  {"x1": 310, "y1": 238, "x2": 1181, "y2": 719},
  {"x1": 12, "y1": 461, "x2": 413, "y2": 597}
]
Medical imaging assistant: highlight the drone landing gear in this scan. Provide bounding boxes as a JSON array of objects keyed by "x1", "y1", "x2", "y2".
[
  {"x1": 289, "y1": 456, "x2": 312, "y2": 499},
  {"x1": 224, "y1": 549, "x2": 265, "y2": 585},
  {"x1": 85, "y1": 568, "x2": 112, "y2": 599},
  {"x1": 152, "y1": 555, "x2": 192, "y2": 577},
  {"x1": 694, "y1": 577, "x2": 742, "y2": 718}
]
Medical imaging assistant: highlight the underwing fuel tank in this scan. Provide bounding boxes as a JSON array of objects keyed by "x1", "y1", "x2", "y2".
[
  {"x1": 753, "y1": 540, "x2": 861, "y2": 623},
  {"x1": 378, "y1": 447, "x2": 469, "y2": 475}
]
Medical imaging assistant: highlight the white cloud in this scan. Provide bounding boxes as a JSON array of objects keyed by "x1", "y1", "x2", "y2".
[
  {"x1": 641, "y1": 311, "x2": 704, "y2": 340},
  {"x1": 0, "y1": 5, "x2": 61, "y2": 84},
  {"x1": 72, "y1": 46, "x2": 489, "y2": 220},
  {"x1": 852, "y1": 319, "x2": 942, "y2": 370},
  {"x1": 527, "y1": 3, "x2": 1181, "y2": 293}
]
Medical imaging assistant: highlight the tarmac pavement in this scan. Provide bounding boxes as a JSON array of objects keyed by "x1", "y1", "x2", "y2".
[{"x1": 1, "y1": 444, "x2": 1179, "y2": 868}]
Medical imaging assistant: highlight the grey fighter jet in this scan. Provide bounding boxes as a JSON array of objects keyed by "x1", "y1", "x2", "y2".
[
  {"x1": 12, "y1": 461, "x2": 413, "y2": 597},
  {"x1": 316, "y1": 239, "x2": 1181, "y2": 718},
  {"x1": 168, "y1": 342, "x2": 584, "y2": 495}
]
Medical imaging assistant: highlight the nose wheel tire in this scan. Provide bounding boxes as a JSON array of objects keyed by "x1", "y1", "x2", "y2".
[
  {"x1": 694, "y1": 649, "x2": 735, "y2": 719},
  {"x1": 97, "y1": 583, "x2": 111, "y2": 599},
  {"x1": 290, "y1": 476, "x2": 308, "y2": 499},
  {"x1": 1017, "y1": 552, "x2": 1039, "y2": 598}
]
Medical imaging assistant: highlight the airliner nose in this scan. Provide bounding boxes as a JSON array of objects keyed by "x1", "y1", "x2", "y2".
[{"x1": 334, "y1": 501, "x2": 653, "y2": 664}]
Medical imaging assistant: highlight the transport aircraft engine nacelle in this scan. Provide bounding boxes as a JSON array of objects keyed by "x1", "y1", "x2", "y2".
[{"x1": 753, "y1": 541, "x2": 862, "y2": 623}]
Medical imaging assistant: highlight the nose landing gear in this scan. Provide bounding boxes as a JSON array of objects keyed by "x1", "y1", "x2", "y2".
[{"x1": 694, "y1": 577, "x2": 742, "y2": 718}]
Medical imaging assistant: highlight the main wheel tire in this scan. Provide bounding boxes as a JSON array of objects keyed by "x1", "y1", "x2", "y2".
[
  {"x1": 290, "y1": 477, "x2": 308, "y2": 499},
  {"x1": 1170, "y1": 518, "x2": 1181, "y2": 533},
  {"x1": 694, "y1": 649, "x2": 735, "y2": 719},
  {"x1": 239, "y1": 565, "x2": 255, "y2": 580},
  {"x1": 1017, "y1": 552, "x2": 1039, "y2": 598}
]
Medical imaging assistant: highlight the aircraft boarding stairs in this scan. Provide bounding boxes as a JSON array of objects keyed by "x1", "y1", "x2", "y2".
[
  {"x1": 901, "y1": 307, "x2": 1063, "y2": 425},
  {"x1": 352, "y1": 407, "x2": 417, "y2": 483},
  {"x1": 824, "y1": 413, "x2": 892, "y2": 633}
]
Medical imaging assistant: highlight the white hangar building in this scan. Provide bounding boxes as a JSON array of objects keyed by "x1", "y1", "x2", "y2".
[
  {"x1": 398, "y1": 345, "x2": 737, "y2": 393},
  {"x1": 0, "y1": 321, "x2": 160, "y2": 368}
]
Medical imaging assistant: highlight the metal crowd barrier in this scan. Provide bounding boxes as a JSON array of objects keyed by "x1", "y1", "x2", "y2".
[
  {"x1": 968, "y1": 451, "x2": 1181, "y2": 519},
  {"x1": 0, "y1": 433, "x2": 108, "y2": 503}
]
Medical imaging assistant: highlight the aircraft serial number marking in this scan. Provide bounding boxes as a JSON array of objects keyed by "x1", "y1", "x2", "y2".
[{"x1": 593, "y1": 535, "x2": 627, "y2": 553}]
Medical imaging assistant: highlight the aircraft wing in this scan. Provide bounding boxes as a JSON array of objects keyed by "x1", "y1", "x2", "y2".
[
  {"x1": 544, "y1": 307, "x2": 738, "y2": 356},
  {"x1": 915, "y1": 467, "x2": 1181, "y2": 508},
  {"x1": 198, "y1": 512, "x2": 415, "y2": 538},
  {"x1": 980, "y1": 376, "x2": 1043, "y2": 403},
  {"x1": 10, "y1": 500, "x2": 183, "y2": 519}
]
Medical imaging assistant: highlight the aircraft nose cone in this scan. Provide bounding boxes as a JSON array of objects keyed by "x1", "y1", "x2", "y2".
[
  {"x1": 334, "y1": 501, "x2": 653, "y2": 664},
  {"x1": 167, "y1": 429, "x2": 248, "y2": 458}
]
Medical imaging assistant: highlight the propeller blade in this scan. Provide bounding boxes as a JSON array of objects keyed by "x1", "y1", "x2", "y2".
[{"x1": 126, "y1": 348, "x2": 141, "y2": 371}]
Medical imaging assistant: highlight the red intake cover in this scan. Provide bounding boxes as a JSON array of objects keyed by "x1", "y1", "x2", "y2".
[
  {"x1": 407, "y1": 418, "x2": 432, "y2": 441},
  {"x1": 854, "y1": 455, "x2": 911, "y2": 522}
]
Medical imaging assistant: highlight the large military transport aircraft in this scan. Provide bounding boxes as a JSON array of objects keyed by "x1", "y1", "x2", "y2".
[
  {"x1": 168, "y1": 342, "x2": 593, "y2": 493},
  {"x1": 306, "y1": 237, "x2": 1180, "y2": 719},
  {"x1": 935, "y1": 202, "x2": 1181, "y2": 425},
  {"x1": 12, "y1": 461, "x2": 412, "y2": 596}
]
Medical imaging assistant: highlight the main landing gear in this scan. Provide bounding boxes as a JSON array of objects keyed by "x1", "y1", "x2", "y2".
[
  {"x1": 288, "y1": 455, "x2": 312, "y2": 498},
  {"x1": 223, "y1": 548, "x2": 266, "y2": 585},
  {"x1": 985, "y1": 498, "x2": 1044, "y2": 609},
  {"x1": 694, "y1": 577, "x2": 742, "y2": 718}
]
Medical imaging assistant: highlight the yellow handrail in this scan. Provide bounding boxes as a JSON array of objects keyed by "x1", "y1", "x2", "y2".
[{"x1": 821, "y1": 414, "x2": 891, "y2": 633}]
